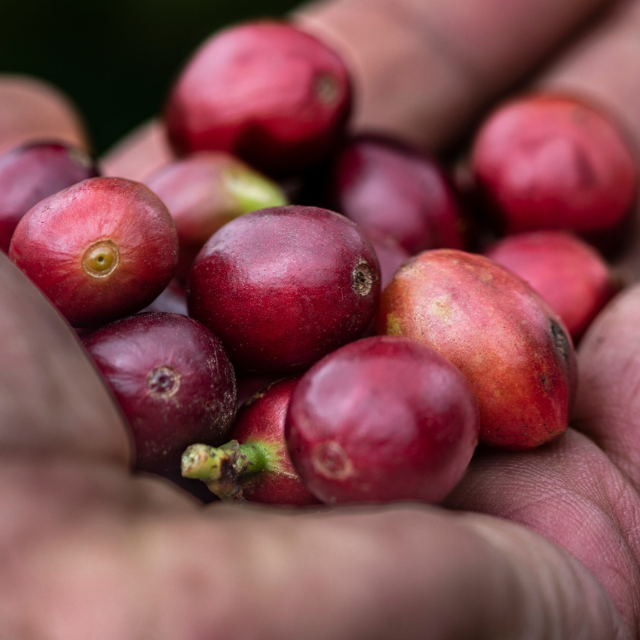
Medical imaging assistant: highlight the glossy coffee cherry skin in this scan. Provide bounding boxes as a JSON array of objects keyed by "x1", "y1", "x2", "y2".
[
  {"x1": 144, "y1": 151, "x2": 287, "y2": 281},
  {"x1": 187, "y1": 205, "x2": 380, "y2": 373},
  {"x1": 165, "y1": 21, "x2": 352, "y2": 177},
  {"x1": 0, "y1": 141, "x2": 99, "y2": 252},
  {"x1": 484, "y1": 231, "x2": 619, "y2": 341},
  {"x1": 232, "y1": 377, "x2": 320, "y2": 506},
  {"x1": 9, "y1": 177, "x2": 178, "y2": 328},
  {"x1": 330, "y1": 135, "x2": 465, "y2": 255},
  {"x1": 83, "y1": 312, "x2": 237, "y2": 474},
  {"x1": 377, "y1": 249, "x2": 577, "y2": 450},
  {"x1": 471, "y1": 94, "x2": 638, "y2": 234},
  {"x1": 285, "y1": 336, "x2": 479, "y2": 504}
]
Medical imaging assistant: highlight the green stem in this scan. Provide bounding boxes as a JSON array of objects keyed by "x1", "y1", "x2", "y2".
[{"x1": 181, "y1": 441, "x2": 268, "y2": 501}]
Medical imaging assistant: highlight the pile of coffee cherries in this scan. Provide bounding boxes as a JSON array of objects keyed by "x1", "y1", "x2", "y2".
[{"x1": 4, "y1": 19, "x2": 636, "y2": 506}]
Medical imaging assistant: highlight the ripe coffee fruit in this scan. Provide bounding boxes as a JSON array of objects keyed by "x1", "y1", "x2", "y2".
[
  {"x1": 9, "y1": 177, "x2": 178, "y2": 327},
  {"x1": 188, "y1": 205, "x2": 380, "y2": 373},
  {"x1": 484, "y1": 231, "x2": 619, "y2": 340},
  {"x1": 165, "y1": 21, "x2": 352, "y2": 177},
  {"x1": 144, "y1": 151, "x2": 287, "y2": 281},
  {"x1": 471, "y1": 94, "x2": 638, "y2": 234},
  {"x1": 182, "y1": 377, "x2": 319, "y2": 506},
  {"x1": 0, "y1": 141, "x2": 98, "y2": 252},
  {"x1": 285, "y1": 336, "x2": 479, "y2": 504},
  {"x1": 330, "y1": 135, "x2": 465, "y2": 254},
  {"x1": 83, "y1": 312, "x2": 236, "y2": 474},
  {"x1": 377, "y1": 249, "x2": 576, "y2": 450}
]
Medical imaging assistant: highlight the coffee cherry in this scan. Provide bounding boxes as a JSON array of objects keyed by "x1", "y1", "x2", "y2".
[
  {"x1": 182, "y1": 377, "x2": 319, "y2": 506},
  {"x1": 285, "y1": 336, "x2": 479, "y2": 504},
  {"x1": 471, "y1": 94, "x2": 638, "y2": 234},
  {"x1": 165, "y1": 21, "x2": 352, "y2": 177},
  {"x1": 484, "y1": 231, "x2": 620, "y2": 340},
  {"x1": 9, "y1": 177, "x2": 178, "y2": 327},
  {"x1": 83, "y1": 312, "x2": 236, "y2": 474},
  {"x1": 330, "y1": 135, "x2": 465, "y2": 254},
  {"x1": 0, "y1": 141, "x2": 98, "y2": 252},
  {"x1": 144, "y1": 151, "x2": 287, "y2": 281},
  {"x1": 188, "y1": 205, "x2": 380, "y2": 373},
  {"x1": 377, "y1": 249, "x2": 577, "y2": 449}
]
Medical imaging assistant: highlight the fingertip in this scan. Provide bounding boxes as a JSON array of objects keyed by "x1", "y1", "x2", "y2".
[
  {"x1": 0, "y1": 74, "x2": 89, "y2": 155},
  {"x1": 100, "y1": 119, "x2": 175, "y2": 182}
]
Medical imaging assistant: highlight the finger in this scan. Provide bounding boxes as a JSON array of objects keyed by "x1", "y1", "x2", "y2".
[
  {"x1": 573, "y1": 283, "x2": 640, "y2": 489},
  {"x1": 0, "y1": 459, "x2": 195, "y2": 550},
  {"x1": 446, "y1": 428, "x2": 640, "y2": 634},
  {"x1": 0, "y1": 75, "x2": 89, "y2": 156},
  {"x1": 1, "y1": 502, "x2": 626, "y2": 639},
  {"x1": 100, "y1": 119, "x2": 175, "y2": 182},
  {"x1": 0, "y1": 253, "x2": 129, "y2": 464},
  {"x1": 101, "y1": 0, "x2": 610, "y2": 177},
  {"x1": 294, "y1": 0, "x2": 616, "y2": 151}
]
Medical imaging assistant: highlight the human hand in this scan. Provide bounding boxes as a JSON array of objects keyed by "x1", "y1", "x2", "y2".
[{"x1": 4, "y1": 0, "x2": 640, "y2": 637}]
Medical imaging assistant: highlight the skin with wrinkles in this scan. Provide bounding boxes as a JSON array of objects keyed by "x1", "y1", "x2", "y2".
[
  {"x1": 6, "y1": 0, "x2": 640, "y2": 635},
  {"x1": 0, "y1": 75, "x2": 88, "y2": 156}
]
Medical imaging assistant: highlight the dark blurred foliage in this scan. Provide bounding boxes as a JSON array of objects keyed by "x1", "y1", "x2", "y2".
[{"x1": 0, "y1": 0, "x2": 301, "y2": 153}]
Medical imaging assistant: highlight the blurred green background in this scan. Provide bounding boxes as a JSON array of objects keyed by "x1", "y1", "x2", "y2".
[{"x1": 0, "y1": 0, "x2": 302, "y2": 153}]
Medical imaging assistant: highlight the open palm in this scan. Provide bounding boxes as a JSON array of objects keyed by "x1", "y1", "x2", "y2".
[{"x1": 3, "y1": 0, "x2": 640, "y2": 637}]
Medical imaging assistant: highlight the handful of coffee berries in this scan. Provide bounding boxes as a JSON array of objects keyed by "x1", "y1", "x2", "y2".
[{"x1": 4, "y1": 17, "x2": 635, "y2": 507}]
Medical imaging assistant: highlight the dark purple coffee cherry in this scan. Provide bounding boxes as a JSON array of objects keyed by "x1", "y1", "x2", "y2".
[
  {"x1": 0, "y1": 141, "x2": 99, "y2": 251},
  {"x1": 329, "y1": 135, "x2": 465, "y2": 255},
  {"x1": 82, "y1": 312, "x2": 236, "y2": 474}
]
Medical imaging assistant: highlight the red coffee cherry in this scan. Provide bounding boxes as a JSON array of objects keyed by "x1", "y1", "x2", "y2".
[
  {"x1": 165, "y1": 21, "x2": 352, "y2": 177},
  {"x1": 285, "y1": 336, "x2": 479, "y2": 504},
  {"x1": 471, "y1": 94, "x2": 638, "y2": 235},
  {"x1": 83, "y1": 312, "x2": 237, "y2": 474},
  {"x1": 330, "y1": 135, "x2": 465, "y2": 254},
  {"x1": 10, "y1": 177, "x2": 178, "y2": 327},
  {"x1": 187, "y1": 205, "x2": 380, "y2": 373},
  {"x1": 0, "y1": 141, "x2": 98, "y2": 252},
  {"x1": 377, "y1": 249, "x2": 577, "y2": 450}
]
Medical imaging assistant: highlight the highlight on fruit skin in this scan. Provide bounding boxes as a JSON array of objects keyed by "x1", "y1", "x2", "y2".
[
  {"x1": 376, "y1": 249, "x2": 577, "y2": 450},
  {"x1": 182, "y1": 377, "x2": 319, "y2": 506},
  {"x1": 284, "y1": 335, "x2": 480, "y2": 505},
  {"x1": 144, "y1": 151, "x2": 287, "y2": 282},
  {"x1": 164, "y1": 20, "x2": 352, "y2": 177},
  {"x1": 9, "y1": 176, "x2": 178, "y2": 327},
  {"x1": 328, "y1": 134, "x2": 465, "y2": 255},
  {"x1": 187, "y1": 205, "x2": 381, "y2": 373},
  {"x1": 471, "y1": 93, "x2": 639, "y2": 235},
  {"x1": 484, "y1": 231, "x2": 620, "y2": 341},
  {"x1": 82, "y1": 312, "x2": 237, "y2": 475}
]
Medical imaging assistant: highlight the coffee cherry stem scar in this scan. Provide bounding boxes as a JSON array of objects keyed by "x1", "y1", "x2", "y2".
[
  {"x1": 82, "y1": 239, "x2": 119, "y2": 277},
  {"x1": 181, "y1": 441, "x2": 268, "y2": 501}
]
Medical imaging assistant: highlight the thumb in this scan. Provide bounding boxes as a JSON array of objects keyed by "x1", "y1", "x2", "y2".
[{"x1": 0, "y1": 252, "x2": 129, "y2": 465}]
